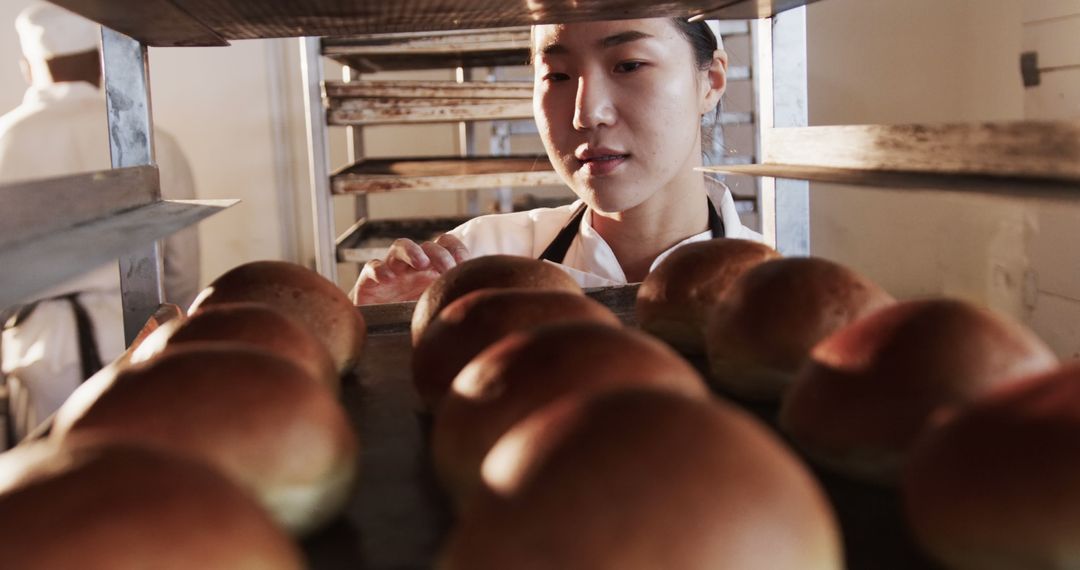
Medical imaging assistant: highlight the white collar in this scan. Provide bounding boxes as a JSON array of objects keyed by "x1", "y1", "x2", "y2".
[
  {"x1": 22, "y1": 81, "x2": 102, "y2": 106},
  {"x1": 565, "y1": 206, "x2": 713, "y2": 284}
]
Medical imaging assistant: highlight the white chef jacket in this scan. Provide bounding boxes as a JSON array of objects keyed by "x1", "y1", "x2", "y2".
[
  {"x1": 448, "y1": 186, "x2": 763, "y2": 288},
  {"x1": 0, "y1": 81, "x2": 200, "y2": 442}
]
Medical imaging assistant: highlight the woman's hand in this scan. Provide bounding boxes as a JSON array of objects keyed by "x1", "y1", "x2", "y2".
[{"x1": 350, "y1": 234, "x2": 471, "y2": 305}]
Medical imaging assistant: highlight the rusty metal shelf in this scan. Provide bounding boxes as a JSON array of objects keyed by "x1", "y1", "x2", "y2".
[
  {"x1": 322, "y1": 28, "x2": 531, "y2": 72},
  {"x1": 331, "y1": 155, "x2": 561, "y2": 194},
  {"x1": 326, "y1": 80, "x2": 533, "y2": 126}
]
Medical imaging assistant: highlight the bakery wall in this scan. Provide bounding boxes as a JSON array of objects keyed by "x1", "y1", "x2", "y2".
[{"x1": 806, "y1": 0, "x2": 1080, "y2": 359}]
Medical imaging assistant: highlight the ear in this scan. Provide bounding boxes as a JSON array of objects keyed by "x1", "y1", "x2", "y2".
[{"x1": 700, "y1": 48, "x2": 728, "y2": 115}]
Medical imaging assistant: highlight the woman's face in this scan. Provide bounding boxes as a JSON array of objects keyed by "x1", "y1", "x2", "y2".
[{"x1": 532, "y1": 19, "x2": 720, "y2": 215}]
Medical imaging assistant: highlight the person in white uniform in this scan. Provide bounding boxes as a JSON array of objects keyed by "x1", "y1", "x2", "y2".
[
  {"x1": 0, "y1": 2, "x2": 200, "y2": 444},
  {"x1": 352, "y1": 17, "x2": 761, "y2": 304}
]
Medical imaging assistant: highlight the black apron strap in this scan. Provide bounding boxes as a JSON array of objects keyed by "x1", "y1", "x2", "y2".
[
  {"x1": 538, "y1": 202, "x2": 588, "y2": 264},
  {"x1": 707, "y1": 195, "x2": 726, "y2": 238},
  {"x1": 60, "y1": 294, "x2": 104, "y2": 380},
  {"x1": 537, "y1": 196, "x2": 725, "y2": 265}
]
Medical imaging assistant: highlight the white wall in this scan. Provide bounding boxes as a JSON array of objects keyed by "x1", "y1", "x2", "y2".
[
  {"x1": 807, "y1": 0, "x2": 1080, "y2": 359},
  {"x1": 806, "y1": 0, "x2": 1032, "y2": 317}
]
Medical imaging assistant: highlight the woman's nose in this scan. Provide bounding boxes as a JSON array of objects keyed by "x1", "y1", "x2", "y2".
[{"x1": 572, "y1": 75, "x2": 616, "y2": 131}]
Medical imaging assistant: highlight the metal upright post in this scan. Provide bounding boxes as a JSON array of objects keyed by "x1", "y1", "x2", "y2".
[
  {"x1": 101, "y1": 27, "x2": 163, "y2": 346},
  {"x1": 301, "y1": 37, "x2": 338, "y2": 281},
  {"x1": 754, "y1": 7, "x2": 810, "y2": 256},
  {"x1": 457, "y1": 67, "x2": 480, "y2": 215},
  {"x1": 343, "y1": 65, "x2": 369, "y2": 223}
]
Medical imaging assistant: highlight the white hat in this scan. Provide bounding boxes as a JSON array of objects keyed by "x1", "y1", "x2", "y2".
[{"x1": 16, "y1": 1, "x2": 100, "y2": 61}]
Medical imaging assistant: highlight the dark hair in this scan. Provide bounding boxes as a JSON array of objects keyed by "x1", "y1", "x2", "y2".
[
  {"x1": 670, "y1": 18, "x2": 718, "y2": 72},
  {"x1": 670, "y1": 18, "x2": 725, "y2": 161}
]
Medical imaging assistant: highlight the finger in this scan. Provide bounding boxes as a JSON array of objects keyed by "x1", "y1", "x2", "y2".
[
  {"x1": 368, "y1": 258, "x2": 397, "y2": 283},
  {"x1": 387, "y1": 238, "x2": 430, "y2": 270},
  {"x1": 433, "y1": 233, "x2": 471, "y2": 263},
  {"x1": 421, "y1": 241, "x2": 457, "y2": 274}
]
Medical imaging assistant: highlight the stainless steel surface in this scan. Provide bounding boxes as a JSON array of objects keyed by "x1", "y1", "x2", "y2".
[
  {"x1": 770, "y1": 7, "x2": 810, "y2": 257},
  {"x1": 301, "y1": 37, "x2": 338, "y2": 281},
  {"x1": 50, "y1": 0, "x2": 818, "y2": 46},
  {"x1": 266, "y1": 38, "x2": 303, "y2": 262},
  {"x1": 0, "y1": 167, "x2": 158, "y2": 248},
  {"x1": 102, "y1": 27, "x2": 165, "y2": 345},
  {"x1": 0, "y1": 200, "x2": 236, "y2": 311},
  {"x1": 754, "y1": 8, "x2": 809, "y2": 256}
]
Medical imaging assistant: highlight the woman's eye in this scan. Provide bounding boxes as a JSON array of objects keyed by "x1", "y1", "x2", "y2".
[
  {"x1": 543, "y1": 72, "x2": 570, "y2": 82},
  {"x1": 614, "y1": 61, "x2": 645, "y2": 73}
]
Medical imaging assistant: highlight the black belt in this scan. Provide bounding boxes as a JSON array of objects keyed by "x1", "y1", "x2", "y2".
[
  {"x1": 538, "y1": 197, "x2": 726, "y2": 264},
  {"x1": 2, "y1": 294, "x2": 105, "y2": 380}
]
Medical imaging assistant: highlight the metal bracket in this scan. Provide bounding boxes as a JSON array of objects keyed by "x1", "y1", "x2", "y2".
[{"x1": 102, "y1": 27, "x2": 164, "y2": 346}]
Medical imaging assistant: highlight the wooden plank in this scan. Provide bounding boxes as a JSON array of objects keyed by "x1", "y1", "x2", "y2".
[
  {"x1": 328, "y1": 97, "x2": 534, "y2": 126},
  {"x1": 754, "y1": 121, "x2": 1080, "y2": 182},
  {"x1": 56, "y1": 0, "x2": 814, "y2": 45},
  {"x1": 0, "y1": 199, "x2": 236, "y2": 310},
  {"x1": 0, "y1": 166, "x2": 159, "y2": 249},
  {"x1": 325, "y1": 80, "x2": 532, "y2": 99},
  {"x1": 49, "y1": 0, "x2": 227, "y2": 47},
  {"x1": 700, "y1": 163, "x2": 1080, "y2": 199},
  {"x1": 332, "y1": 156, "x2": 561, "y2": 194}
]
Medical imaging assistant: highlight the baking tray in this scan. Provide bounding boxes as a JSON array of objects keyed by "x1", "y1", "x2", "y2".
[{"x1": 303, "y1": 287, "x2": 940, "y2": 569}]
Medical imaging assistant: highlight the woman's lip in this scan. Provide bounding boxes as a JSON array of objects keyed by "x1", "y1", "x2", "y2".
[{"x1": 577, "y1": 154, "x2": 629, "y2": 175}]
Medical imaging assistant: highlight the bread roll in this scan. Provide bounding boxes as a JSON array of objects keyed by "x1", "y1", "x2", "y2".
[
  {"x1": 132, "y1": 303, "x2": 339, "y2": 394},
  {"x1": 413, "y1": 289, "x2": 620, "y2": 412},
  {"x1": 0, "y1": 439, "x2": 304, "y2": 570},
  {"x1": 780, "y1": 298, "x2": 1057, "y2": 485},
  {"x1": 411, "y1": 254, "x2": 581, "y2": 345},
  {"x1": 433, "y1": 322, "x2": 708, "y2": 505},
  {"x1": 903, "y1": 363, "x2": 1080, "y2": 570},
  {"x1": 190, "y1": 260, "x2": 366, "y2": 373},
  {"x1": 636, "y1": 238, "x2": 780, "y2": 354},
  {"x1": 441, "y1": 390, "x2": 842, "y2": 570},
  {"x1": 52, "y1": 344, "x2": 360, "y2": 536},
  {"x1": 706, "y1": 257, "x2": 894, "y2": 401}
]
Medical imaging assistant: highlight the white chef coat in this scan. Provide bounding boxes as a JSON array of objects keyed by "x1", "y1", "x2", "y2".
[
  {"x1": 0, "y1": 81, "x2": 200, "y2": 442},
  {"x1": 447, "y1": 186, "x2": 763, "y2": 288}
]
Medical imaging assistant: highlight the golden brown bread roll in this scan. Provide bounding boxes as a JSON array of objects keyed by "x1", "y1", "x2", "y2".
[
  {"x1": 411, "y1": 254, "x2": 581, "y2": 345},
  {"x1": 412, "y1": 289, "x2": 620, "y2": 412},
  {"x1": 780, "y1": 298, "x2": 1058, "y2": 485},
  {"x1": 132, "y1": 302, "x2": 339, "y2": 394},
  {"x1": 433, "y1": 322, "x2": 708, "y2": 506},
  {"x1": 51, "y1": 344, "x2": 360, "y2": 536},
  {"x1": 441, "y1": 390, "x2": 842, "y2": 570},
  {"x1": 706, "y1": 257, "x2": 894, "y2": 401},
  {"x1": 636, "y1": 238, "x2": 780, "y2": 354},
  {"x1": 903, "y1": 363, "x2": 1080, "y2": 570},
  {"x1": 190, "y1": 260, "x2": 366, "y2": 373},
  {"x1": 0, "y1": 439, "x2": 304, "y2": 570}
]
